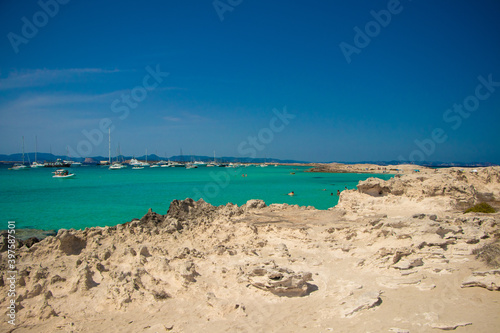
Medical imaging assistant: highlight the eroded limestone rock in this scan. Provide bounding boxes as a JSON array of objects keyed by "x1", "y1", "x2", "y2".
[{"x1": 245, "y1": 262, "x2": 314, "y2": 297}]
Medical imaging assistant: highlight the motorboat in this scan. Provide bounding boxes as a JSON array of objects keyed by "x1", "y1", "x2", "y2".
[
  {"x1": 129, "y1": 158, "x2": 142, "y2": 166},
  {"x1": 166, "y1": 161, "x2": 183, "y2": 167},
  {"x1": 31, "y1": 161, "x2": 44, "y2": 168},
  {"x1": 44, "y1": 159, "x2": 71, "y2": 168},
  {"x1": 53, "y1": 169, "x2": 75, "y2": 178},
  {"x1": 109, "y1": 162, "x2": 127, "y2": 170},
  {"x1": 9, "y1": 163, "x2": 29, "y2": 170}
]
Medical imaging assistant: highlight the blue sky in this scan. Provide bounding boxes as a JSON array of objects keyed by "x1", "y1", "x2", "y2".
[{"x1": 1, "y1": 0, "x2": 499, "y2": 163}]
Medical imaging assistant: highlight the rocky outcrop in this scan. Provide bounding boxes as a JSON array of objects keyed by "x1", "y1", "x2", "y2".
[
  {"x1": 338, "y1": 167, "x2": 500, "y2": 214},
  {"x1": 179, "y1": 261, "x2": 199, "y2": 283},
  {"x1": 166, "y1": 198, "x2": 218, "y2": 222},
  {"x1": 244, "y1": 261, "x2": 314, "y2": 297},
  {"x1": 136, "y1": 198, "x2": 244, "y2": 233},
  {"x1": 244, "y1": 199, "x2": 267, "y2": 210},
  {"x1": 0, "y1": 232, "x2": 48, "y2": 252},
  {"x1": 461, "y1": 270, "x2": 500, "y2": 291},
  {"x1": 57, "y1": 230, "x2": 87, "y2": 255}
]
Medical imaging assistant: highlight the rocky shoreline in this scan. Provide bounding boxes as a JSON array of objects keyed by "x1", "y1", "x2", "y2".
[
  {"x1": 1, "y1": 167, "x2": 499, "y2": 332},
  {"x1": 305, "y1": 163, "x2": 426, "y2": 174}
]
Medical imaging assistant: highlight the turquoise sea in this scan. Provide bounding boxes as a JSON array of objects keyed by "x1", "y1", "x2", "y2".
[{"x1": 0, "y1": 165, "x2": 392, "y2": 231}]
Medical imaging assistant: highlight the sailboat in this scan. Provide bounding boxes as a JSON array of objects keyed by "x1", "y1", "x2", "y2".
[
  {"x1": 206, "y1": 150, "x2": 217, "y2": 167},
  {"x1": 150, "y1": 151, "x2": 161, "y2": 167},
  {"x1": 109, "y1": 142, "x2": 126, "y2": 169},
  {"x1": 151, "y1": 150, "x2": 162, "y2": 167},
  {"x1": 185, "y1": 162, "x2": 197, "y2": 169},
  {"x1": 100, "y1": 129, "x2": 112, "y2": 166},
  {"x1": 160, "y1": 152, "x2": 170, "y2": 167},
  {"x1": 31, "y1": 136, "x2": 44, "y2": 168},
  {"x1": 141, "y1": 149, "x2": 150, "y2": 167},
  {"x1": 64, "y1": 146, "x2": 82, "y2": 167},
  {"x1": 185, "y1": 154, "x2": 198, "y2": 169},
  {"x1": 10, "y1": 136, "x2": 29, "y2": 170}
]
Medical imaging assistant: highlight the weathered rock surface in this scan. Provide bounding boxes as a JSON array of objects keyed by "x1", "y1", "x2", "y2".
[
  {"x1": 461, "y1": 270, "x2": 500, "y2": 291},
  {"x1": 57, "y1": 229, "x2": 87, "y2": 255},
  {"x1": 338, "y1": 166, "x2": 500, "y2": 215},
  {"x1": 341, "y1": 291, "x2": 382, "y2": 317},
  {"x1": 430, "y1": 322, "x2": 472, "y2": 330},
  {"x1": 245, "y1": 261, "x2": 314, "y2": 297}
]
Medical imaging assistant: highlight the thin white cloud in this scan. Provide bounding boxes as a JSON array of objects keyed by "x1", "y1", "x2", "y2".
[
  {"x1": 0, "y1": 68, "x2": 121, "y2": 90},
  {"x1": 161, "y1": 111, "x2": 213, "y2": 124},
  {"x1": 0, "y1": 90, "x2": 128, "y2": 111},
  {"x1": 184, "y1": 111, "x2": 212, "y2": 122},
  {"x1": 163, "y1": 116, "x2": 182, "y2": 122}
]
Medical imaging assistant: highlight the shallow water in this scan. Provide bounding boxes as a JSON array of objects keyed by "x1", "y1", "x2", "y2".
[{"x1": 0, "y1": 165, "x2": 392, "y2": 230}]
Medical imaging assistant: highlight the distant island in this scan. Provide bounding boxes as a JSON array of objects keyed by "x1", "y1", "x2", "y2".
[{"x1": 0, "y1": 152, "x2": 497, "y2": 168}]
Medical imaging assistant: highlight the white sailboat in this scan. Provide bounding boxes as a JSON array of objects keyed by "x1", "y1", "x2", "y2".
[
  {"x1": 141, "y1": 149, "x2": 150, "y2": 167},
  {"x1": 109, "y1": 141, "x2": 126, "y2": 169},
  {"x1": 31, "y1": 136, "x2": 44, "y2": 168},
  {"x1": 10, "y1": 136, "x2": 29, "y2": 170},
  {"x1": 206, "y1": 150, "x2": 217, "y2": 167}
]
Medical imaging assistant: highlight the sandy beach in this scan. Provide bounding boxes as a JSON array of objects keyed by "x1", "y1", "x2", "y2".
[{"x1": 1, "y1": 165, "x2": 499, "y2": 332}]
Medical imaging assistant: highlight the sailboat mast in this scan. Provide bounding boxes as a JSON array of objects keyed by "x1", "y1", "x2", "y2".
[
  {"x1": 22, "y1": 136, "x2": 25, "y2": 164},
  {"x1": 35, "y1": 136, "x2": 37, "y2": 163},
  {"x1": 108, "y1": 128, "x2": 111, "y2": 164}
]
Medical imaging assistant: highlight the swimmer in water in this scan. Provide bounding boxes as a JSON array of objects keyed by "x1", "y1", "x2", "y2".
[{"x1": 288, "y1": 191, "x2": 295, "y2": 196}]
